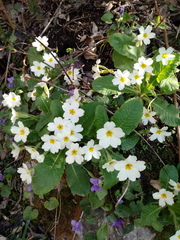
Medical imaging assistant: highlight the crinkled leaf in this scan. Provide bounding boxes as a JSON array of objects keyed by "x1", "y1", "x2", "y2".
[
  {"x1": 135, "y1": 205, "x2": 163, "y2": 232},
  {"x1": 92, "y1": 75, "x2": 119, "y2": 95},
  {"x1": 112, "y1": 51, "x2": 136, "y2": 72},
  {"x1": 35, "y1": 112, "x2": 52, "y2": 132},
  {"x1": 28, "y1": 47, "x2": 44, "y2": 66},
  {"x1": 23, "y1": 206, "x2": 38, "y2": 220},
  {"x1": 168, "y1": 203, "x2": 180, "y2": 216},
  {"x1": 50, "y1": 99, "x2": 64, "y2": 117},
  {"x1": 121, "y1": 132, "x2": 140, "y2": 150},
  {"x1": 44, "y1": 197, "x2": 59, "y2": 210},
  {"x1": 159, "y1": 164, "x2": 178, "y2": 189},
  {"x1": 66, "y1": 163, "x2": 90, "y2": 196},
  {"x1": 32, "y1": 152, "x2": 65, "y2": 195},
  {"x1": 97, "y1": 223, "x2": 108, "y2": 240},
  {"x1": 152, "y1": 98, "x2": 180, "y2": 126},
  {"x1": 94, "y1": 105, "x2": 108, "y2": 130},
  {"x1": 159, "y1": 74, "x2": 179, "y2": 94},
  {"x1": 35, "y1": 87, "x2": 51, "y2": 113},
  {"x1": 112, "y1": 98, "x2": 143, "y2": 135}
]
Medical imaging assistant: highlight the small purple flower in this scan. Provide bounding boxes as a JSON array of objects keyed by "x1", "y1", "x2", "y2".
[
  {"x1": 90, "y1": 178, "x2": 102, "y2": 191},
  {"x1": 112, "y1": 219, "x2": 124, "y2": 228},
  {"x1": 69, "y1": 89, "x2": 75, "y2": 96},
  {"x1": 71, "y1": 220, "x2": 82, "y2": 232},
  {"x1": 27, "y1": 184, "x2": 33, "y2": 191},
  {"x1": 0, "y1": 173, "x2": 4, "y2": 181},
  {"x1": 6, "y1": 135, "x2": 14, "y2": 144},
  {"x1": 7, "y1": 77, "x2": 15, "y2": 87},
  {"x1": 119, "y1": 6, "x2": 124, "y2": 15},
  {"x1": 117, "y1": 199, "x2": 124, "y2": 205},
  {"x1": 0, "y1": 119, "x2": 6, "y2": 126}
]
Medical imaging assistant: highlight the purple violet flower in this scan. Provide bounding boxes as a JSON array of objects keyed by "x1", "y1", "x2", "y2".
[
  {"x1": 27, "y1": 185, "x2": 33, "y2": 191},
  {"x1": 69, "y1": 89, "x2": 75, "y2": 96},
  {"x1": 7, "y1": 77, "x2": 15, "y2": 87},
  {"x1": 6, "y1": 135, "x2": 14, "y2": 144},
  {"x1": 112, "y1": 219, "x2": 124, "y2": 228},
  {"x1": 90, "y1": 178, "x2": 102, "y2": 191},
  {"x1": 0, "y1": 119, "x2": 6, "y2": 126},
  {"x1": 71, "y1": 220, "x2": 82, "y2": 232},
  {"x1": 119, "y1": 6, "x2": 124, "y2": 15},
  {"x1": 0, "y1": 173, "x2": 4, "y2": 181},
  {"x1": 117, "y1": 199, "x2": 124, "y2": 205}
]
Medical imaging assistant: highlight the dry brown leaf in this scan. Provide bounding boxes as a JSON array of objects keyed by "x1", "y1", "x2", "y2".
[
  {"x1": 83, "y1": 50, "x2": 98, "y2": 60},
  {"x1": 150, "y1": 179, "x2": 161, "y2": 190}
]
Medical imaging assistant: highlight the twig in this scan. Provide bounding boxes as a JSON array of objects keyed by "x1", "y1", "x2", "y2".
[
  {"x1": 115, "y1": 179, "x2": 130, "y2": 207},
  {"x1": 0, "y1": 0, "x2": 15, "y2": 30},
  {"x1": 72, "y1": 211, "x2": 84, "y2": 240}
]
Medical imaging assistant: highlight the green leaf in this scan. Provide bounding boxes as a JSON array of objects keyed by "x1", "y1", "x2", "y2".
[
  {"x1": 32, "y1": 152, "x2": 65, "y2": 195},
  {"x1": 159, "y1": 74, "x2": 179, "y2": 94},
  {"x1": 100, "y1": 167, "x2": 119, "y2": 190},
  {"x1": 156, "y1": 53, "x2": 180, "y2": 83},
  {"x1": 50, "y1": 99, "x2": 64, "y2": 117},
  {"x1": 35, "y1": 87, "x2": 51, "y2": 113},
  {"x1": 159, "y1": 164, "x2": 178, "y2": 189},
  {"x1": 152, "y1": 98, "x2": 180, "y2": 126},
  {"x1": 92, "y1": 75, "x2": 119, "y2": 95},
  {"x1": 135, "y1": 205, "x2": 163, "y2": 232},
  {"x1": 89, "y1": 191, "x2": 104, "y2": 209},
  {"x1": 168, "y1": 203, "x2": 180, "y2": 216},
  {"x1": 96, "y1": 223, "x2": 108, "y2": 240},
  {"x1": 28, "y1": 47, "x2": 44, "y2": 66},
  {"x1": 85, "y1": 232, "x2": 96, "y2": 240},
  {"x1": 115, "y1": 204, "x2": 132, "y2": 217},
  {"x1": 23, "y1": 206, "x2": 38, "y2": 220},
  {"x1": 1, "y1": 185, "x2": 11, "y2": 197},
  {"x1": 79, "y1": 102, "x2": 102, "y2": 137},
  {"x1": 112, "y1": 98, "x2": 143, "y2": 135},
  {"x1": 109, "y1": 33, "x2": 142, "y2": 61},
  {"x1": 94, "y1": 105, "x2": 108, "y2": 130},
  {"x1": 112, "y1": 51, "x2": 136, "y2": 72},
  {"x1": 44, "y1": 197, "x2": 59, "y2": 210},
  {"x1": 101, "y1": 12, "x2": 114, "y2": 23},
  {"x1": 66, "y1": 164, "x2": 90, "y2": 196},
  {"x1": 121, "y1": 132, "x2": 140, "y2": 151},
  {"x1": 35, "y1": 112, "x2": 52, "y2": 132}
]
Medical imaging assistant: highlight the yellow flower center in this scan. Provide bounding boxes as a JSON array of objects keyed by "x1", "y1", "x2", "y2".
[
  {"x1": 19, "y1": 129, "x2": 25, "y2": 135},
  {"x1": 26, "y1": 171, "x2": 30, "y2": 175},
  {"x1": 50, "y1": 139, "x2": 55, "y2": 144},
  {"x1": 37, "y1": 66, "x2": 41, "y2": 70},
  {"x1": 48, "y1": 58, "x2": 53, "y2": 62},
  {"x1": 64, "y1": 136, "x2": 69, "y2": 142},
  {"x1": 125, "y1": 163, "x2": 133, "y2": 170},
  {"x1": 88, "y1": 147, "x2": 94, "y2": 152},
  {"x1": 141, "y1": 63, "x2": 147, "y2": 69},
  {"x1": 106, "y1": 130, "x2": 113, "y2": 137},
  {"x1": 67, "y1": 70, "x2": 72, "y2": 75},
  {"x1": 12, "y1": 97, "x2": 16, "y2": 101},
  {"x1": 156, "y1": 130, "x2": 162, "y2": 135},
  {"x1": 33, "y1": 92, "x2": 36, "y2": 96},
  {"x1": 71, "y1": 149, "x2": 78, "y2": 155},
  {"x1": 162, "y1": 53, "x2": 168, "y2": 59},
  {"x1": 134, "y1": 75, "x2": 139, "y2": 80},
  {"x1": 142, "y1": 33, "x2": 148, "y2": 38},
  {"x1": 120, "y1": 77, "x2": 126, "y2": 82},
  {"x1": 70, "y1": 130, "x2": 74, "y2": 135},
  {"x1": 109, "y1": 161, "x2": 115, "y2": 165},
  {"x1": 69, "y1": 109, "x2": 76, "y2": 115},
  {"x1": 177, "y1": 235, "x2": 180, "y2": 239},
  {"x1": 144, "y1": 113, "x2": 150, "y2": 118},
  {"x1": 57, "y1": 124, "x2": 63, "y2": 130},
  {"x1": 176, "y1": 184, "x2": 180, "y2": 189},
  {"x1": 161, "y1": 193, "x2": 167, "y2": 199},
  {"x1": 32, "y1": 148, "x2": 36, "y2": 152}
]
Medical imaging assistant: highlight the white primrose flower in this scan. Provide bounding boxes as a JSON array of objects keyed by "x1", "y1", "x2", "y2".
[
  {"x1": 152, "y1": 188, "x2": 174, "y2": 207},
  {"x1": 149, "y1": 126, "x2": 171, "y2": 143},
  {"x1": 11, "y1": 121, "x2": 30, "y2": 143},
  {"x1": 43, "y1": 52, "x2": 58, "y2": 68},
  {"x1": 170, "y1": 230, "x2": 180, "y2": 240},
  {"x1": 57, "y1": 129, "x2": 78, "y2": 149},
  {"x1": 137, "y1": 25, "x2": 155, "y2": 45},
  {"x1": 62, "y1": 101, "x2": 84, "y2": 123},
  {"x1": 102, "y1": 159, "x2": 118, "y2": 172},
  {"x1": 47, "y1": 117, "x2": 71, "y2": 135},
  {"x1": 169, "y1": 179, "x2": 180, "y2": 195},
  {"x1": 32, "y1": 36, "x2": 49, "y2": 51},
  {"x1": 25, "y1": 146, "x2": 44, "y2": 163},
  {"x1": 141, "y1": 107, "x2": 156, "y2": 125},
  {"x1": 41, "y1": 134, "x2": 62, "y2": 154},
  {"x1": 64, "y1": 67, "x2": 81, "y2": 86},
  {"x1": 35, "y1": 75, "x2": 51, "y2": 88},
  {"x1": 2, "y1": 92, "x2": 21, "y2": 109},
  {"x1": 129, "y1": 70, "x2": 144, "y2": 85},
  {"x1": 92, "y1": 59, "x2": 101, "y2": 79},
  {"x1": 82, "y1": 140, "x2": 102, "y2": 161},
  {"x1": 68, "y1": 122, "x2": 83, "y2": 141},
  {"x1": 27, "y1": 88, "x2": 36, "y2": 101},
  {"x1": 66, "y1": 89, "x2": 81, "y2": 104},
  {"x1": 134, "y1": 56, "x2": 153, "y2": 75},
  {"x1": 30, "y1": 61, "x2": 46, "y2": 77},
  {"x1": 114, "y1": 155, "x2": 146, "y2": 181},
  {"x1": 20, "y1": 73, "x2": 30, "y2": 82},
  {"x1": 17, "y1": 163, "x2": 32, "y2": 184},
  {"x1": 156, "y1": 47, "x2": 175, "y2": 65},
  {"x1": 11, "y1": 108, "x2": 19, "y2": 125},
  {"x1": 11, "y1": 143, "x2": 20, "y2": 160},
  {"x1": 65, "y1": 143, "x2": 84, "y2": 164},
  {"x1": 97, "y1": 121, "x2": 125, "y2": 148},
  {"x1": 112, "y1": 69, "x2": 131, "y2": 91}
]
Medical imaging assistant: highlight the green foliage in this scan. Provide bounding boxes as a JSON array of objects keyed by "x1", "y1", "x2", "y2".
[
  {"x1": 112, "y1": 98, "x2": 143, "y2": 135},
  {"x1": 66, "y1": 164, "x2": 90, "y2": 196},
  {"x1": 44, "y1": 197, "x2": 59, "y2": 210},
  {"x1": 159, "y1": 164, "x2": 178, "y2": 189},
  {"x1": 94, "y1": 105, "x2": 109, "y2": 130},
  {"x1": 32, "y1": 152, "x2": 65, "y2": 195},
  {"x1": 96, "y1": 223, "x2": 108, "y2": 240},
  {"x1": 101, "y1": 12, "x2": 114, "y2": 23},
  {"x1": 23, "y1": 206, "x2": 38, "y2": 220}
]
